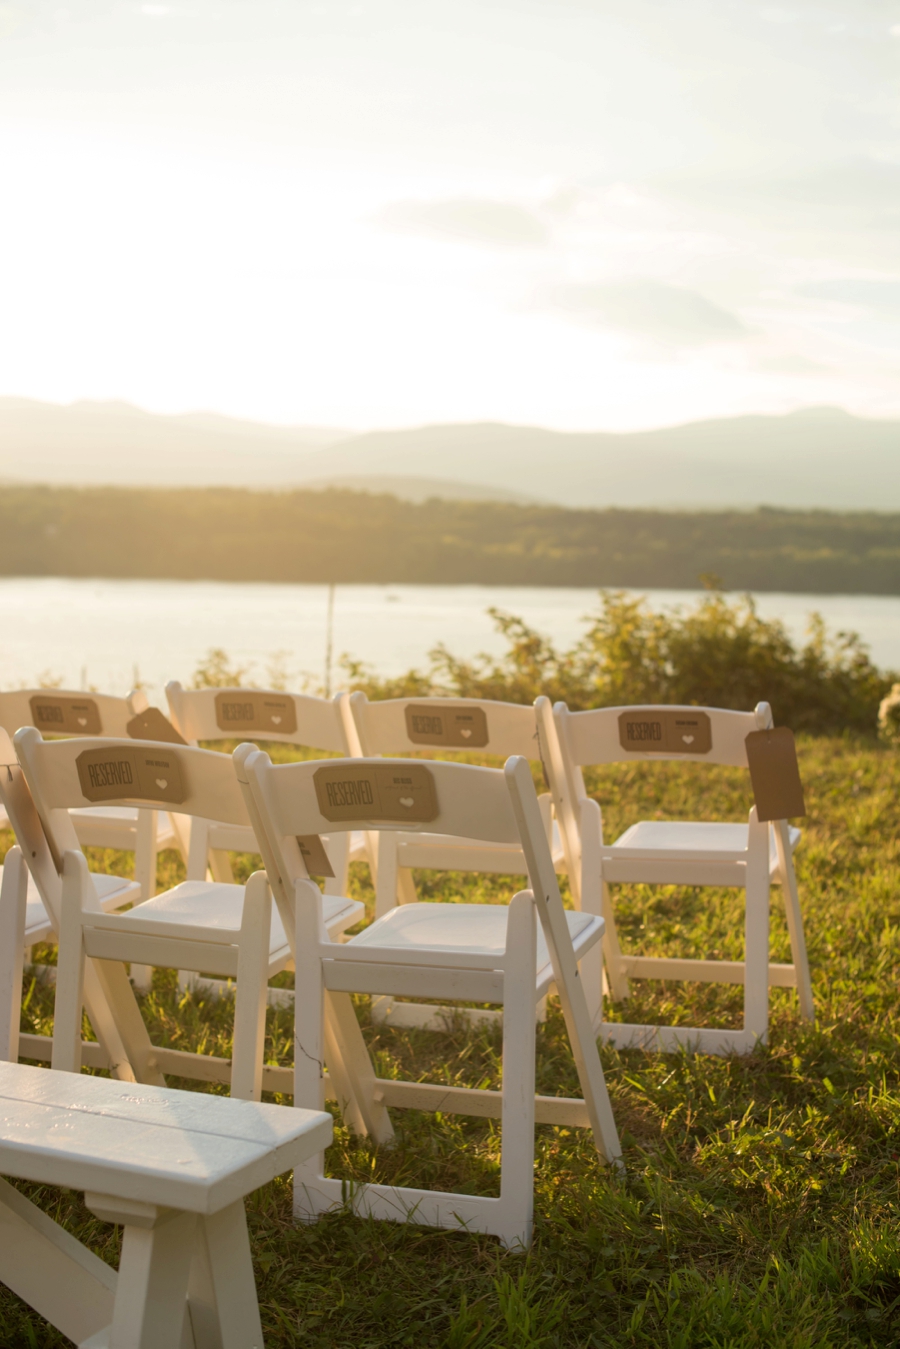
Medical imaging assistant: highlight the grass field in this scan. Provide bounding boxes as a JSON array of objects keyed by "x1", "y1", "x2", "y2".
[{"x1": 1, "y1": 734, "x2": 899, "y2": 1347}]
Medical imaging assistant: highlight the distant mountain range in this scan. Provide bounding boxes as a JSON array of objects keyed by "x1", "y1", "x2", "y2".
[{"x1": 0, "y1": 398, "x2": 898, "y2": 510}]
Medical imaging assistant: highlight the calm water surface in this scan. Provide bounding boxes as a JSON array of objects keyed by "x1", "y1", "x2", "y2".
[{"x1": 0, "y1": 578, "x2": 897, "y2": 700}]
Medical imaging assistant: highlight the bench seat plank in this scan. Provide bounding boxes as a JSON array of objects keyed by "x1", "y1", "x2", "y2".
[{"x1": 0, "y1": 1063, "x2": 332, "y2": 1214}]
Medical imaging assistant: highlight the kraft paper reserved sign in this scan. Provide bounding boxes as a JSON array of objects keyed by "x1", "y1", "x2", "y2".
[
  {"x1": 313, "y1": 763, "x2": 438, "y2": 824},
  {"x1": 30, "y1": 695, "x2": 101, "y2": 736},
  {"x1": 744, "y1": 727, "x2": 806, "y2": 822},
  {"x1": 405, "y1": 704, "x2": 489, "y2": 748},
  {"x1": 296, "y1": 834, "x2": 336, "y2": 879},
  {"x1": 214, "y1": 692, "x2": 298, "y2": 736},
  {"x1": 126, "y1": 707, "x2": 187, "y2": 745},
  {"x1": 618, "y1": 710, "x2": 712, "y2": 755},
  {"x1": 76, "y1": 747, "x2": 186, "y2": 805}
]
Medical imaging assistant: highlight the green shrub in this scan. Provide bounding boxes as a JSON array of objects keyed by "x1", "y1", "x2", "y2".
[{"x1": 341, "y1": 590, "x2": 895, "y2": 736}]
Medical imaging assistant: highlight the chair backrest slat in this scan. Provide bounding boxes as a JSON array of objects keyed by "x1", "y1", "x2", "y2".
[
  {"x1": 0, "y1": 689, "x2": 147, "y2": 741},
  {"x1": 346, "y1": 693, "x2": 542, "y2": 762},
  {"x1": 554, "y1": 702, "x2": 772, "y2": 770},
  {"x1": 14, "y1": 731, "x2": 251, "y2": 849},
  {"x1": 166, "y1": 682, "x2": 350, "y2": 753}
]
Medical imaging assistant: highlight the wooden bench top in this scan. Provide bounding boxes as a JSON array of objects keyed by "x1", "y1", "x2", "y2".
[{"x1": 0, "y1": 1063, "x2": 332, "y2": 1214}]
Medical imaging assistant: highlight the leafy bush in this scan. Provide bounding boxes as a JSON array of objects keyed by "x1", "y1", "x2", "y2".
[{"x1": 342, "y1": 590, "x2": 895, "y2": 735}]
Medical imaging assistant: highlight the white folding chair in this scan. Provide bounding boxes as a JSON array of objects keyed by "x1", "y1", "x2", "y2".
[
  {"x1": 343, "y1": 694, "x2": 591, "y2": 1028},
  {"x1": 13, "y1": 729, "x2": 363, "y2": 1099},
  {"x1": 538, "y1": 697, "x2": 814, "y2": 1054},
  {"x1": 235, "y1": 745, "x2": 622, "y2": 1249},
  {"x1": 166, "y1": 681, "x2": 367, "y2": 891},
  {"x1": 0, "y1": 688, "x2": 185, "y2": 909}
]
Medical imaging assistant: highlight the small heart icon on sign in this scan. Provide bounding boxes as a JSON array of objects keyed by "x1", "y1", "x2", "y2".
[
  {"x1": 77, "y1": 718, "x2": 87, "y2": 727},
  {"x1": 682, "y1": 735, "x2": 694, "y2": 744},
  {"x1": 399, "y1": 796, "x2": 415, "y2": 808},
  {"x1": 460, "y1": 728, "x2": 472, "y2": 738},
  {"x1": 155, "y1": 778, "x2": 168, "y2": 790},
  {"x1": 270, "y1": 715, "x2": 282, "y2": 725}
]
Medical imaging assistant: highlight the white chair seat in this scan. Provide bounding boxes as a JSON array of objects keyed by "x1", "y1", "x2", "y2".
[
  {"x1": 348, "y1": 900, "x2": 600, "y2": 984},
  {"x1": 119, "y1": 879, "x2": 362, "y2": 954},
  {"x1": 612, "y1": 820, "x2": 800, "y2": 874},
  {"x1": 0, "y1": 865, "x2": 140, "y2": 946}
]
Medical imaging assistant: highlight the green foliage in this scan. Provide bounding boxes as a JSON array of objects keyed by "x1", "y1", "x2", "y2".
[
  {"x1": 1, "y1": 735, "x2": 900, "y2": 1345},
  {"x1": 345, "y1": 591, "x2": 895, "y2": 736},
  {"x1": 3, "y1": 485, "x2": 900, "y2": 590}
]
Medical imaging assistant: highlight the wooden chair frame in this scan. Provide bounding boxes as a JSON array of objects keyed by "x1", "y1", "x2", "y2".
[
  {"x1": 235, "y1": 745, "x2": 622, "y2": 1248},
  {"x1": 537, "y1": 696, "x2": 813, "y2": 1054}
]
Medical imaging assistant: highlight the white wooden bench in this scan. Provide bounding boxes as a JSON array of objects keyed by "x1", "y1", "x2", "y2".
[{"x1": 0, "y1": 1062, "x2": 332, "y2": 1347}]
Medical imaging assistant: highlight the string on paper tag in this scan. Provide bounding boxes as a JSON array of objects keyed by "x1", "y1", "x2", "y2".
[
  {"x1": 296, "y1": 835, "x2": 336, "y2": 879},
  {"x1": 127, "y1": 708, "x2": 187, "y2": 745}
]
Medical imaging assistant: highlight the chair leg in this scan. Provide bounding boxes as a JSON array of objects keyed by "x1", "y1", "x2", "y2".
[
  {"x1": 231, "y1": 871, "x2": 271, "y2": 1101},
  {"x1": 0, "y1": 848, "x2": 28, "y2": 1061},
  {"x1": 498, "y1": 892, "x2": 537, "y2": 1250},
  {"x1": 773, "y1": 821, "x2": 814, "y2": 1023},
  {"x1": 599, "y1": 882, "x2": 630, "y2": 1004},
  {"x1": 130, "y1": 811, "x2": 158, "y2": 994},
  {"x1": 51, "y1": 856, "x2": 88, "y2": 1074},
  {"x1": 743, "y1": 810, "x2": 771, "y2": 1045}
]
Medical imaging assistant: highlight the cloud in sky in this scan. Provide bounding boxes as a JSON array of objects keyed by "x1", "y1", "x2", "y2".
[
  {"x1": 797, "y1": 278, "x2": 900, "y2": 314},
  {"x1": 538, "y1": 280, "x2": 747, "y2": 346},
  {"x1": 375, "y1": 198, "x2": 549, "y2": 249}
]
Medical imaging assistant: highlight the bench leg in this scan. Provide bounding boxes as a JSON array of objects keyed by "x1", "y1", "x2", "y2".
[
  {"x1": 86, "y1": 1196, "x2": 196, "y2": 1349},
  {"x1": 187, "y1": 1201, "x2": 264, "y2": 1349}
]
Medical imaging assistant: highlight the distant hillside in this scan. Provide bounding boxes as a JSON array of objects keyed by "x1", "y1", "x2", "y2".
[
  {"x1": 1, "y1": 399, "x2": 898, "y2": 510},
  {"x1": 318, "y1": 408, "x2": 900, "y2": 511},
  {"x1": 301, "y1": 475, "x2": 538, "y2": 504},
  {"x1": 0, "y1": 398, "x2": 346, "y2": 486},
  {"x1": 2, "y1": 486, "x2": 899, "y2": 593}
]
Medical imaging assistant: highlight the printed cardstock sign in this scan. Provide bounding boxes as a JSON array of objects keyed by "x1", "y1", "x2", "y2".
[
  {"x1": 76, "y1": 747, "x2": 186, "y2": 805},
  {"x1": 30, "y1": 695, "x2": 101, "y2": 736},
  {"x1": 618, "y1": 709, "x2": 712, "y2": 755},
  {"x1": 405, "y1": 704, "x2": 489, "y2": 748},
  {"x1": 296, "y1": 835, "x2": 336, "y2": 879},
  {"x1": 126, "y1": 708, "x2": 187, "y2": 745},
  {"x1": 744, "y1": 727, "x2": 806, "y2": 822},
  {"x1": 313, "y1": 763, "x2": 438, "y2": 824},
  {"x1": 214, "y1": 692, "x2": 298, "y2": 736}
]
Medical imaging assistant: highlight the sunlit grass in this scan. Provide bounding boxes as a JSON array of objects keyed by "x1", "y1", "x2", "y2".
[{"x1": 1, "y1": 733, "x2": 899, "y2": 1346}]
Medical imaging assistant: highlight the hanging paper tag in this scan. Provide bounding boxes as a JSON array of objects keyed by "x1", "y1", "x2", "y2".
[
  {"x1": 313, "y1": 762, "x2": 438, "y2": 824},
  {"x1": 296, "y1": 834, "x2": 336, "y2": 879},
  {"x1": 744, "y1": 727, "x2": 806, "y2": 822},
  {"x1": 214, "y1": 692, "x2": 298, "y2": 736},
  {"x1": 30, "y1": 695, "x2": 101, "y2": 736},
  {"x1": 127, "y1": 707, "x2": 187, "y2": 745},
  {"x1": 618, "y1": 709, "x2": 712, "y2": 755},
  {"x1": 76, "y1": 747, "x2": 186, "y2": 805},
  {"x1": 405, "y1": 704, "x2": 489, "y2": 748}
]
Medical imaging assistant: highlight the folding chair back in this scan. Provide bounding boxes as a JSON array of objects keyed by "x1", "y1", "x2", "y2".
[
  {"x1": 0, "y1": 688, "x2": 147, "y2": 742},
  {"x1": 538, "y1": 697, "x2": 813, "y2": 1052},
  {"x1": 345, "y1": 692, "x2": 542, "y2": 761},
  {"x1": 166, "y1": 682, "x2": 351, "y2": 752},
  {"x1": 165, "y1": 682, "x2": 357, "y2": 887}
]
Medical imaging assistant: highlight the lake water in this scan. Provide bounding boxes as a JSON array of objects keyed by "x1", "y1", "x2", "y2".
[{"x1": 0, "y1": 578, "x2": 898, "y2": 700}]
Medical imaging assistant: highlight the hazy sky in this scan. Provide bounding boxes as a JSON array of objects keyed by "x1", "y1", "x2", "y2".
[{"x1": 1, "y1": 0, "x2": 899, "y2": 430}]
